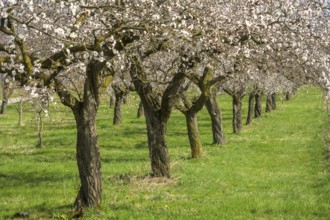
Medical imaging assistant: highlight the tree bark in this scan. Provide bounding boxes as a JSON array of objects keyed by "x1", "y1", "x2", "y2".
[
  {"x1": 232, "y1": 94, "x2": 243, "y2": 133},
  {"x1": 112, "y1": 83, "x2": 127, "y2": 125},
  {"x1": 55, "y1": 60, "x2": 107, "y2": 212},
  {"x1": 178, "y1": 67, "x2": 217, "y2": 155},
  {"x1": 122, "y1": 95, "x2": 128, "y2": 104},
  {"x1": 130, "y1": 56, "x2": 187, "y2": 178},
  {"x1": 254, "y1": 93, "x2": 262, "y2": 118},
  {"x1": 285, "y1": 92, "x2": 291, "y2": 101},
  {"x1": 36, "y1": 111, "x2": 43, "y2": 148},
  {"x1": 266, "y1": 94, "x2": 272, "y2": 112},
  {"x1": 246, "y1": 92, "x2": 254, "y2": 125},
  {"x1": 71, "y1": 65, "x2": 104, "y2": 211},
  {"x1": 18, "y1": 98, "x2": 23, "y2": 127},
  {"x1": 1, "y1": 78, "x2": 10, "y2": 115},
  {"x1": 137, "y1": 101, "x2": 144, "y2": 118},
  {"x1": 271, "y1": 93, "x2": 276, "y2": 110},
  {"x1": 109, "y1": 94, "x2": 115, "y2": 108},
  {"x1": 185, "y1": 112, "x2": 203, "y2": 158},
  {"x1": 205, "y1": 92, "x2": 224, "y2": 145},
  {"x1": 0, "y1": 99, "x2": 7, "y2": 115},
  {"x1": 144, "y1": 109, "x2": 171, "y2": 178},
  {"x1": 72, "y1": 103, "x2": 102, "y2": 211},
  {"x1": 72, "y1": 104, "x2": 101, "y2": 211},
  {"x1": 113, "y1": 93, "x2": 123, "y2": 125}
]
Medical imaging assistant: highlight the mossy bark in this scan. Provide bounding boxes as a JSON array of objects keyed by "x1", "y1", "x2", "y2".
[{"x1": 186, "y1": 112, "x2": 203, "y2": 158}]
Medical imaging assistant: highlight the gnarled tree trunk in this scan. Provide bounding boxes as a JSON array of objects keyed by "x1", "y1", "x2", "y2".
[
  {"x1": 246, "y1": 92, "x2": 254, "y2": 125},
  {"x1": 56, "y1": 60, "x2": 108, "y2": 212},
  {"x1": 130, "y1": 56, "x2": 187, "y2": 178},
  {"x1": 254, "y1": 93, "x2": 262, "y2": 118},
  {"x1": 72, "y1": 103, "x2": 102, "y2": 211},
  {"x1": 205, "y1": 91, "x2": 224, "y2": 145},
  {"x1": 72, "y1": 61, "x2": 104, "y2": 211},
  {"x1": 186, "y1": 112, "x2": 203, "y2": 158},
  {"x1": 144, "y1": 108, "x2": 171, "y2": 178}
]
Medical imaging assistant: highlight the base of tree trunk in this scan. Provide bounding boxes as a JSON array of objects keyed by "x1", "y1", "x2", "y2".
[{"x1": 186, "y1": 113, "x2": 203, "y2": 159}]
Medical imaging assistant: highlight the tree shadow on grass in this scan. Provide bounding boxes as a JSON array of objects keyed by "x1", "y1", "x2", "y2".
[
  {"x1": 101, "y1": 156, "x2": 147, "y2": 164},
  {"x1": 6, "y1": 203, "x2": 74, "y2": 220},
  {"x1": 134, "y1": 141, "x2": 147, "y2": 149},
  {"x1": 0, "y1": 171, "x2": 74, "y2": 189}
]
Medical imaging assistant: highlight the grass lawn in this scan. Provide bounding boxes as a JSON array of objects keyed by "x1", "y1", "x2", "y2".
[{"x1": 0, "y1": 86, "x2": 329, "y2": 219}]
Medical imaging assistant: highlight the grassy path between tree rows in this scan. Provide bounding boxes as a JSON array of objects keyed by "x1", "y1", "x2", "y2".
[{"x1": 0, "y1": 87, "x2": 329, "y2": 219}]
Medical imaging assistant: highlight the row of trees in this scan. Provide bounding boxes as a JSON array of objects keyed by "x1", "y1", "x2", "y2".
[{"x1": 1, "y1": 0, "x2": 329, "y2": 214}]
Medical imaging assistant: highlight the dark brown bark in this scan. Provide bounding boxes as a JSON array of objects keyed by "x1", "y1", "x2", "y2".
[
  {"x1": 72, "y1": 103, "x2": 102, "y2": 211},
  {"x1": 56, "y1": 60, "x2": 107, "y2": 211},
  {"x1": 113, "y1": 93, "x2": 123, "y2": 125},
  {"x1": 185, "y1": 112, "x2": 203, "y2": 158},
  {"x1": 72, "y1": 61, "x2": 104, "y2": 211},
  {"x1": 266, "y1": 94, "x2": 272, "y2": 112},
  {"x1": 246, "y1": 92, "x2": 255, "y2": 125},
  {"x1": 144, "y1": 109, "x2": 171, "y2": 178},
  {"x1": 254, "y1": 93, "x2": 262, "y2": 118},
  {"x1": 137, "y1": 101, "x2": 144, "y2": 118},
  {"x1": 130, "y1": 56, "x2": 187, "y2": 178},
  {"x1": 205, "y1": 91, "x2": 224, "y2": 145},
  {"x1": 232, "y1": 94, "x2": 243, "y2": 133}
]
